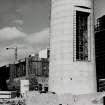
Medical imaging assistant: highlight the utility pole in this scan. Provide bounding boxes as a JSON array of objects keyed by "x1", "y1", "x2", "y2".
[
  {"x1": 15, "y1": 47, "x2": 17, "y2": 62},
  {"x1": 6, "y1": 46, "x2": 18, "y2": 62},
  {"x1": 6, "y1": 46, "x2": 18, "y2": 81}
]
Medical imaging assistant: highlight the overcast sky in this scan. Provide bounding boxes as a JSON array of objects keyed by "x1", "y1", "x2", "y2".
[
  {"x1": 0, "y1": 0, "x2": 104, "y2": 66},
  {"x1": 95, "y1": 0, "x2": 105, "y2": 19},
  {"x1": 0, "y1": 0, "x2": 50, "y2": 66}
]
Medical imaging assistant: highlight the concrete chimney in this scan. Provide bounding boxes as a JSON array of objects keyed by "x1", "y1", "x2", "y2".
[{"x1": 49, "y1": 0, "x2": 96, "y2": 95}]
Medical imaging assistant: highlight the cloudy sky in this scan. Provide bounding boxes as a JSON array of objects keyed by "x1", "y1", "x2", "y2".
[
  {"x1": 0, "y1": 0, "x2": 104, "y2": 66},
  {"x1": 0, "y1": 0, "x2": 50, "y2": 66},
  {"x1": 94, "y1": 0, "x2": 105, "y2": 19}
]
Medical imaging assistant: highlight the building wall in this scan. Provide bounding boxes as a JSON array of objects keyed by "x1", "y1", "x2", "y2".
[
  {"x1": 7, "y1": 55, "x2": 49, "y2": 93},
  {"x1": 95, "y1": 15, "x2": 105, "y2": 92},
  {"x1": 49, "y1": 0, "x2": 96, "y2": 94}
]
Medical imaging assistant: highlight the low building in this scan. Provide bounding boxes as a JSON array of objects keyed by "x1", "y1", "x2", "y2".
[{"x1": 0, "y1": 49, "x2": 49, "y2": 94}]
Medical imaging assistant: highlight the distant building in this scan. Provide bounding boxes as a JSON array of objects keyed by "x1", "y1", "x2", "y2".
[
  {"x1": 39, "y1": 48, "x2": 50, "y2": 59},
  {"x1": 95, "y1": 15, "x2": 105, "y2": 92},
  {"x1": 0, "y1": 49, "x2": 49, "y2": 94},
  {"x1": 0, "y1": 65, "x2": 10, "y2": 90}
]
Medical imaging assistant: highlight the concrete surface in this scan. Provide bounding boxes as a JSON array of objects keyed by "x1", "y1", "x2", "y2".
[
  {"x1": 49, "y1": 0, "x2": 96, "y2": 94},
  {"x1": 25, "y1": 92, "x2": 104, "y2": 105}
]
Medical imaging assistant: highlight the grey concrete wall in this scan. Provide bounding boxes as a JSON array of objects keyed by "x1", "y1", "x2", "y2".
[{"x1": 49, "y1": 0, "x2": 96, "y2": 94}]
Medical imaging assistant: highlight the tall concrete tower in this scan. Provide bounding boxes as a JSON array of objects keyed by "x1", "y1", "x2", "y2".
[{"x1": 49, "y1": 0, "x2": 97, "y2": 95}]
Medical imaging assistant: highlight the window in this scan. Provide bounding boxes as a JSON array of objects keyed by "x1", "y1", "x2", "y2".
[
  {"x1": 76, "y1": 11, "x2": 89, "y2": 61},
  {"x1": 73, "y1": 7, "x2": 91, "y2": 62}
]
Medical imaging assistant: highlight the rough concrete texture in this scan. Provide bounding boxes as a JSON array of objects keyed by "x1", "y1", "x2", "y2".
[
  {"x1": 49, "y1": 0, "x2": 96, "y2": 94},
  {"x1": 25, "y1": 92, "x2": 104, "y2": 105}
]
